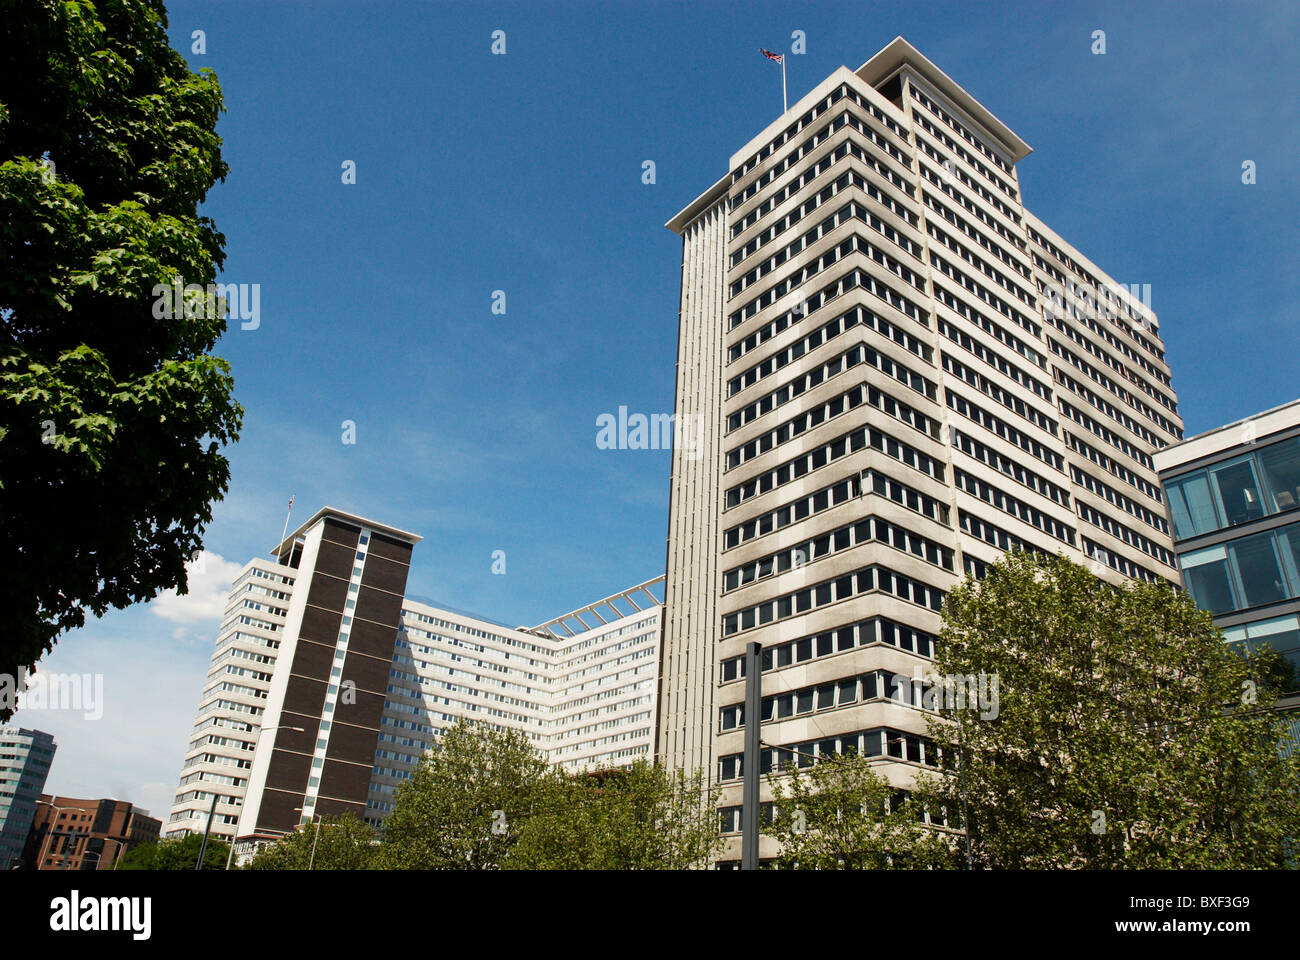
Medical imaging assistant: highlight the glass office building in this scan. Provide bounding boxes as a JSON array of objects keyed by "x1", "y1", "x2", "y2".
[{"x1": 1155, "y1": 399, "x2": 1300, "y2": 711}]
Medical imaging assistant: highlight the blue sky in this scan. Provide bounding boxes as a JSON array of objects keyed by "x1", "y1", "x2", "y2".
[{"x1": 16, "y1": 0, "x2": 1299, "y2": 816}]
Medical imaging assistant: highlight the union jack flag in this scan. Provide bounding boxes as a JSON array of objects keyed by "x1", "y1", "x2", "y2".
[{"x1": 760, "y1": 48, "x2": 783, "y2": 64}]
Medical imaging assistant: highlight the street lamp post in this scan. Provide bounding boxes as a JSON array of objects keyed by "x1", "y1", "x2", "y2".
[
  {"x1": 308, "y1": 816, "x2": 322, "y2": 871},
  {"x1": 741, "y1": 641, "x2": 763, "y2": 870}
]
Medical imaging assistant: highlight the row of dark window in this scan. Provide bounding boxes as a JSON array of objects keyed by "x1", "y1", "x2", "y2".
[
  {"x1": 731, "y1": 167, "x2": 915, "y2": 267},
  {"x1": 1026, "y1": 224, "x2": 1164, "y2": 360},
  {"x1": 1083, "y1": 537, "x2": 1166, "y2": 585},
  {"x1": 1031, "y1": 267, "x2": 1173, "y2": 389},
  {"x1": 927, "y1": 219, "x2": 1037, "y2": 310},
  {"x1": 732, "y1": 83, "x2": 910, "y2": 185},
  {"x1": 721, "y1": 562, "x2": 946, "y2": 637},
  {"x1": 1076, "y1": 502, "x2": 1176, "y2": 567},
  {"x1": 951, "y1": 430, "x2": 1071, "y2": 508},
  {"x1": 954, "y1": 468, "x2": 1077, "y2": 546},
  {"x1": 731, "y1": 108, "x2": 910, "y2": 208},
  {"x1": 915, "y1": 142, "x2": 1021, "y2": 224},
  {"x1": 724, "y1": 420, "x2": 944, "y2": 509},
  {"x1": 722, "y1": 513, "x2": 954, "y2": 594},
  {"x1": 730, "y1": 199, "x2": 921, "y2": 298},
  {"x1": 728, "y1": 302, "x2": 929, "y2": 397},
  {"x1": 943, "y1": 352, "x2": 1058, "y2": 436},
  {"x1": 938, "y1": 317, "x2": 1052, "y2": 402},
  {"x1": 930, "y1": 249, "x2": 1039, "y2": 339},
  {"x1": 723, "y1": 467, "x2": 949, "y2": 552},
  {"x1": 1053, "y1": 367, "x2": 1168, "y2": 451},
  {"x1": 1069, "y1": 465, "x2": 1168, "y2": 534},
  {"x1": 719, "y1": 669, "x2": 932, "y2": 731},
  {"x1": 1045, "y1": 313, "x2": 1178, "y2": 417},
  {"x1": 1066, "y1": 432, "x2": 1163, "y2": 501},
  {"x1": 730, "y1": 340, "x2": 934, "y2": 440},
  {"x1": 913, "y1": 110, "x2": 1018, "y2": 202},
  {"x1": 727, "y1": 379, "x2": 938, "y2": 472},
  {"x1": 720, "y1": 616, "x2": 938, "y2": 683},
  {"x1": 728, "y1": 231, "x2": 927, "y2": 331},
  {"x1": 933, "y1": 281, "x2": 1045, "y2": 371},
  {"x1": 1058, "y1": 400, "x2": 1155, "y2": 471},
  {"x1": 731, "y1": 135, "x2": 916, "y2": 239},
  {"x1": 946, "y1": 389, "x2": 1064, "y2": 472},
  {"x1": 909, "y1": 84, "x2": 1013, "y2": 175},
  {"x1": 718, "y1": 726, "x2": 940, "y2": 780},
  {"x1": 923, "y1": 189, "x2": 1032, "y2": 280}
]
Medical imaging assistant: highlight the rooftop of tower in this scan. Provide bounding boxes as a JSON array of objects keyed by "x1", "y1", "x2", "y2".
[{"x1": 667, "y1": 35, "x2": 1032, "y2": 235}]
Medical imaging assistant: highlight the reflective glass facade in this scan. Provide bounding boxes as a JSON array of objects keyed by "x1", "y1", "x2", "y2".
[
  {"x1": 1156, "y1": 407, "x2": 1300, "y2": 699},
  {"x1": 1165, "y1": 437, "x2": 1300, "y2": 538}
]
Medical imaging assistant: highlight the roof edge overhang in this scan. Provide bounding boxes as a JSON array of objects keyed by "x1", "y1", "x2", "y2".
[
  {"x1": 665, "y1": 173, "x2": 730, "y2": 236},
  {"x1": 271, "y1": 505, "x2": 422, "y2": 557},
  {"x1": 856, "y1": 36, "x2": 1032, "y2": 164}
]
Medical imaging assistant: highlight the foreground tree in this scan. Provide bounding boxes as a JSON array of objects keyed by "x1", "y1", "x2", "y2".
[
  {"x1": 115, "y1": 833, "x2": 228, "y2": 870},
  {"x1": 0, "y1": 0, "x2": 241, "y2": 716},
  {"x1": 247, "y1": 813, "x2": 376, "y2": 870},
  {"x1": 374, "y1": 722, "x2": 556, "y2": 869},
  {"x1": 767, "y1": 749, "x2": 958, "y2": 869},
  {"x1": 504, "y1": 760, "x2": 723, "y2": 869},
  {"x1": 921, "y1": 550, "x2": 1300, "y2": 868}
]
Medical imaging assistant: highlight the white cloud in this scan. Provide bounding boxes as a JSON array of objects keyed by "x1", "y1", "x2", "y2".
[{"x1": 149, "y1": 551, "x2": 244, "y2": 625}]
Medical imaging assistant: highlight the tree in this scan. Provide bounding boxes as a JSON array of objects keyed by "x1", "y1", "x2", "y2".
[
  {"x1": 247, "y1": 813, "x2": 376, "y2": 870},
  {"x1": 920, "y1": 550, "x2": 1300, "y2": 868},
  {"x1": 0, "y1": 0, "x2": 241, "y2": 716},
  {"x1": 504, "y1": 760, "x2": 724, "y2": 869},
  {"x1": 767, "y1": 749, "x2": 958, "y2": 869},
  {"x1": 374, "y1": 721, "x2": 557, "y2": 869},
  {"x1": 115, "y1": 832, "x2": 229, "y2": 870}
]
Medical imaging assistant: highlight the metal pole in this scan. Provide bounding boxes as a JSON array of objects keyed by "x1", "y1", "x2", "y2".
[
  {"x1": 278, "y1": 495, "x2": 295, "y2": 563},
  {"x1": 781, "y1": 57, "x2": 787, "y2": 114},
  {"x1": 741, "y1": 641, "x2": 763, "y2": 870},
  {"x1": 308, "y1": 817, "x2": 321, "y2": 871},
  {"x1": 195, "y1": 790, "x2": 218, "y2": 870},
  {"x1": 959, "y1": 734, "x2": 974, "y2": 870}
]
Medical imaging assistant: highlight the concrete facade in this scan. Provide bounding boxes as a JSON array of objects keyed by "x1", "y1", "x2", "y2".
[
  {"x1": 165, "y1": 506, "x2": 663, "y2": 847},
  {"x1": 658, "y1": 37, "x2": 1184, "y2": 864}
]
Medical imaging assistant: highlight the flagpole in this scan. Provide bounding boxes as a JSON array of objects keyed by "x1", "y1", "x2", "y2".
[
  {"x1": 782, "y1": 56, "x2": 787, "y2": 114},
  {"x1": 278, "y1": 495, "x2": 294, "y2": 564}
]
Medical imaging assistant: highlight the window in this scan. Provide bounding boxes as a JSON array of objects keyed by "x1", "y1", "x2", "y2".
[
  {"x1": 1166, "y1": 471, "x2": 1221, "y2": 539},
  {"x1": 1212, "y1": 457, "x2": 1265, "y2": 527},
  {"x1": 1180, "y1": 545, "x2": 1235, "y2": 614},
  {"x1": 1259, "y1": 438, "x2": 1300, "y2": 512},
  {"x1": 1181, "y1": 526, "x2": 1300, "y2": 615},
  {"x1": 1228, "y1": 531, "x2": 1287, "y2": 608},
  {"x1": 1224, "y1": 615, "x2": 1300, "y2": 694}
]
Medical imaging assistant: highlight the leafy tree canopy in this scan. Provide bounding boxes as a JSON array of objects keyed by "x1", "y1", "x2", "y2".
[
  {"x1": 920, "y1": 550, "x2": 1300, "y2": 868},
  {"x1": 247, "y1": 813, "x2": 377, "y2": 870},
  {"x1": 0, "y1": 0, "x2": 241, "y2": 716},
  {"x1": 374, "y1": 721, "x2": 556, "y2": 869},
  {"x1": 505, "y1": 760, "x2": 723, "y2": 869},
  {"x1": 767, "y1": 749, "x2": 958, "y2": 869},
  {"x1": 115, "y1": 832, "x2": 228, "y2": 870},
  {"x1": 373, "y1": 721, "x2": 722, "y2": 869}
]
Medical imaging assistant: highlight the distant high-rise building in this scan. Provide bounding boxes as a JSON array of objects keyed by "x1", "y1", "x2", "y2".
[
  {"x1": 21, "y1": 794, "x2": 158, "y2": 870},
  {"x1": 657, "y1": 37, "x2": 1184, "y2": 863},
  {"x1": 1154, "y1": 398, "x2": 1300, "y2": 734},
  {"x1": 165, "y1": 506, "x2": 663, "y2": 852},
  {"x1": 0, "y1": 727, "x2": 55, "y2": 868}
]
